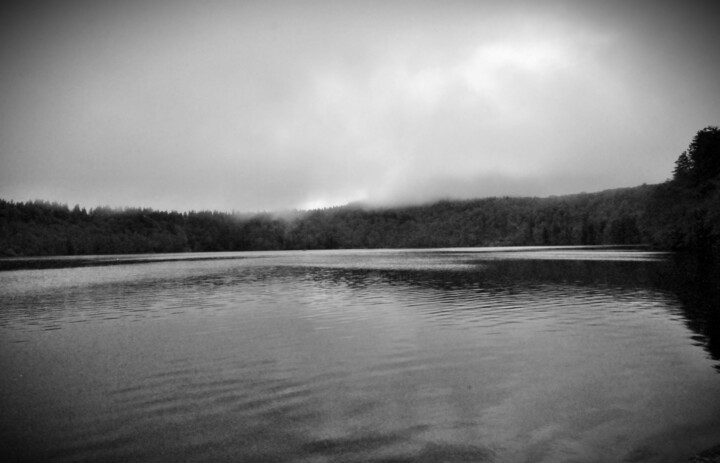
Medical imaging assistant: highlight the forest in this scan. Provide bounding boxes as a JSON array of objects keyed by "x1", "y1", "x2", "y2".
[{"x1": 1, "y1": 127, "x2": 718, "y2": 258}]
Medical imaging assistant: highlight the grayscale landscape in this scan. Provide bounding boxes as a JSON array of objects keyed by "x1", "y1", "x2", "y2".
[{"x1": 1, "y1": 1, "x2": 719, "y2": 462}]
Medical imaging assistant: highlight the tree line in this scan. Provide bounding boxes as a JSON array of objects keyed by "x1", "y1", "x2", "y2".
[{"x1": 1, "y1": 127, "x2": 718, "y2": 258}]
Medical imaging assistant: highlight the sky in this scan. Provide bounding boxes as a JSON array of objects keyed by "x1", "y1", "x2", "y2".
[{"x1": 1, "y1": 0, "x2": 719, "y2": 212}]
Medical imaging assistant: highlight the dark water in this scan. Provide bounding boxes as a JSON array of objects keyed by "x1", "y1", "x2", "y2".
[{"x1": 1, "y1": 247, "x2": 719, "y2": 462}]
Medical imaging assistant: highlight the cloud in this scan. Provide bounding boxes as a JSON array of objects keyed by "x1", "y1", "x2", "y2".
[
  {"x1": 277, "y1": 19, "x2": 630, "y2": 207},
  {"x1": 1, "y1": 1, "x2": 718, "y2": 212}
]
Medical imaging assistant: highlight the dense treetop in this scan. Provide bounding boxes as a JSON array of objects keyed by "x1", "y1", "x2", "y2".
[
  {"x1": 673, "y1": 126, "x2": 720, "y2": 189},
  {"x1": 0, "y1": 187, "x2": 652, "y2": 257},
  {"x1": 1, "y1": 127, "x2": 718, "y2": 258}
]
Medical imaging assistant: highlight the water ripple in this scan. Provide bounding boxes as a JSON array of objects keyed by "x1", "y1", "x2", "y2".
[{"x1": 2, "y1": 248, "x2": 719, "y2": 463}]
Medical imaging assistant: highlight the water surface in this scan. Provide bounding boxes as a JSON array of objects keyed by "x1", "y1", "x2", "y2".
[{"x1": 1, "y1": 247, "x2": 719, "y2": 462}]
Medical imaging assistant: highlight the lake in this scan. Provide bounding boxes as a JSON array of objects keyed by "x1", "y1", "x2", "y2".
[{"x1": 1, "y1": 247, "x2": 719, "y2": 462}]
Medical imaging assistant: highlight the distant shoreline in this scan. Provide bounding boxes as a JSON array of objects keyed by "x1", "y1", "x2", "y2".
[{"x1": 0, "y1": 185, "x2": 666, "y2": 257}]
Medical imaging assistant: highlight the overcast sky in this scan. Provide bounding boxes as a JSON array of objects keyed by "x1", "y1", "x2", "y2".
[{"x1": 1, "y1": 0, "x2": 719, "y2": 212}]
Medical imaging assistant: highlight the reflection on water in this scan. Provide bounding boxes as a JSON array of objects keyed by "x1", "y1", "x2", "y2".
[
  {"x1": 651, "y1": 255, "x2": 720, "y2": 372},
  {"x1": 1, "y1": 247, "x2": 719, "y2": 462}
]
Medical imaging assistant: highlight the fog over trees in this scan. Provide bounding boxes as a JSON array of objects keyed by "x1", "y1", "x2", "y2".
[{"x1": 1, "y1": 127, "x2": 718, "y2": 259}]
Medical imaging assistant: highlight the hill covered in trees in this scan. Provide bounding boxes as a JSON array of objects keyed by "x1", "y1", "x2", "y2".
[
  {"x1": 1, "y1": 127, "x2": 718, "y2": 258},
  {"x1": 0, "y1": 186, "x2": 654, "y2": 256}
]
